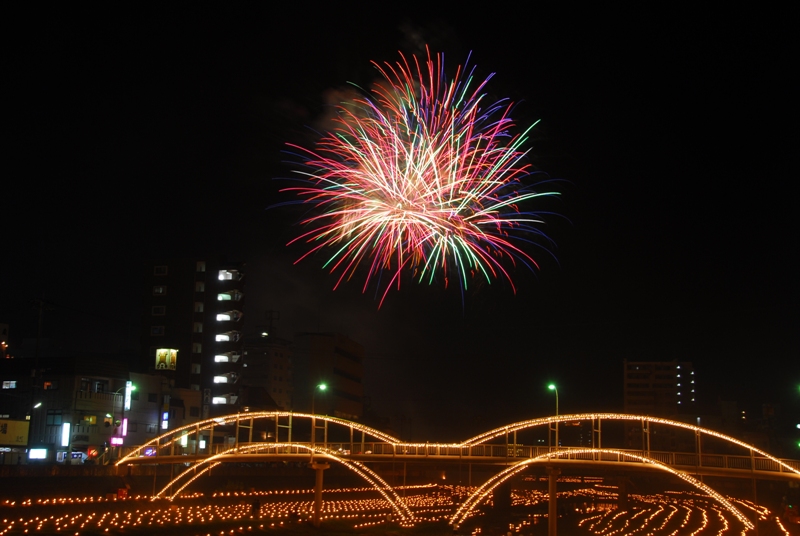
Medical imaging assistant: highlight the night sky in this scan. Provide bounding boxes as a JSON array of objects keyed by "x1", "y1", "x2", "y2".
[{"x1": 4, "y1": 6, "x2": 797, "y2": 440}]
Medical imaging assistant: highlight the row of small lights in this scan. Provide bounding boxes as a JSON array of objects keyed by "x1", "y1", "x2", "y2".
[
  {"x1": 0, "y1": 483, "x2": 466, "y2": 534},
  {"x1": 577, "y1": 497, "x2": 746, "y2": 536},
  {"x1": 3, "y1": 484, "x2": 788, "y2": 535}
]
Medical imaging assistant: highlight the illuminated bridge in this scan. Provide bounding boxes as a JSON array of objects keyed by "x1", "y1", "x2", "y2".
[{"x1": 114, "y1": 412, "x2": 800, "y2": 529}]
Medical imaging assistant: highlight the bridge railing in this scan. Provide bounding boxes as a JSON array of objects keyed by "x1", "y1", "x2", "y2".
[{"x1": 119, "y1": 439, "x2": 800, "y2": 478}]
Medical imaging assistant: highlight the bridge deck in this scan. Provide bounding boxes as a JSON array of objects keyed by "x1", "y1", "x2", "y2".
[{"x1": 119, "y1": 442, "x2": 800, "y2": 482}]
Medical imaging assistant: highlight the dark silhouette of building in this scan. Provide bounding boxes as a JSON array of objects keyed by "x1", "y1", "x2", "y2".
[
  {"x1": 242, "y1": 333, "x2": 293, "y2": 411},
  {"x1": 293, "y1": 332, "x2": 364, "y2": 420},
  {"x1": 623, "y1": 359, "x2": 697, "y2": 450},
  {"x1": 141, "y1": 259, "x2": 245, "y2": 418}
]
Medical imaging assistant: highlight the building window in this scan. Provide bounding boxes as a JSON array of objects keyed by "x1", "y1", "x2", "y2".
[
  {"x1": 212, "y1": 396, "x2": 227, "y2": 404},
  {"x1": 155, "y1": 348, "x2": 177, "y2": 370},
  {"x1": 2, "y1": 381, "x2": 16, "y2": 389},
  {"x1": 196, "y1": 261, "x2": 206, "y2": 272},
  {"x1": 46, "y1": 410, "x2": 63, "y2": 426},
  {"x1": 195, "y1": 281, "x2": 205, "y2": 293},
  {"x1": 152, "y1": 306, "x2": 166, "y2": 316},
  {"x1": 153, "y1": 285, "x2": 167, "y2": 296},
  {"x1": 194, "y1": 301, "x2": 204, "y2": 313},
  {"x1": 150, "y1": 326, "x2": 165, "y2": 336},
  {"x1": 154, "y1": 265, "x2": 168, "y2": 276},
  {"x1": 43, "y1": 381, "x2": 58, "y2": 390},
  {"x1": 190, "y1": 384, "x2": 200, "y2": 391},
  {"x1": 193, "y1": 322, "x2": 203, "y2": 333},
  {"x1": 192, "y1": 343, "x2": 202, "y2": 354},
  {"x1": 191, "y1": 363, "x2": 201, "y2": 374}
]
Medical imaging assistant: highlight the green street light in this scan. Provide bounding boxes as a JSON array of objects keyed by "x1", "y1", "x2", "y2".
[
  {"x1": 311, "y1": 383, "x2": 328, "y2": 448},
  {"x1": 548, "y1": 384, "x2": 559, "y2": 450},
  {"x1": 311, "y1": 383, "x2": 328, "y2": 415},
  {"x1": 548, "y1": 384, "x2": 558, "y2": 416}
]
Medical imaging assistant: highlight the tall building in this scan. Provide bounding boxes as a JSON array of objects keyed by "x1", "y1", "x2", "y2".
[
  {"x1": 141, "y1": 258, "x2": 245, "y2": 419},
  {"x1": 623, "y1": 359, "x2": 696, "y2": 415},
  {"x1": 293, "y1": 333, "x2": 364, "y2": 420},
  {"x1": 242, "y1": 333, "x2": 293, "y2": 411},
  {"x1": 623, "y1": 359, "x2": 696, "y2": 449}
]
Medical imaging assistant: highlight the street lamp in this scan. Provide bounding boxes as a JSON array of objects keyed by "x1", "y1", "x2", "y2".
[
  {"x1": 548, "y1": 384, "x2": 559, "y2": 450},
  {"x1": 311, "y1": 383, "x2": 327, "y2": 448},
  {"x1": 311, "y1": 383, "x2": 327, "y2": 416}
]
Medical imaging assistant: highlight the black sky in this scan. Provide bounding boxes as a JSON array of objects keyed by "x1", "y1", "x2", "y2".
[{"x1": 4, "y1": 6, "x2": 798, "y2": 440}]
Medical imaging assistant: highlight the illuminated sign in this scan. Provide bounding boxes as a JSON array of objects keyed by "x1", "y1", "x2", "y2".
[
  {"x1": 124, "y1": 380, "x2": 133, "y2": 410},
  {"x1": 110, "y1": 437, "x2": 123, "y2": 446},
  {"x1": 61, "y1": 423, "x2": 70, "y2": 447},
  {"x1": 29, "y1": 448, "x2": 47, "y2": 459},
  {"x1": 0, "y1": 419, "x2": 29, "y2": 446},
  {"x1": 155, "y1": 348, "x2": 178, "y2": 370}
]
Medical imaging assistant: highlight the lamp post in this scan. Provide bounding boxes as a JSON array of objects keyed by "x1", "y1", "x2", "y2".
[
  {"x1": 310, "y1": 383, "x2": 327, "y2": 448},
  {"x1": 548, "y1": 384, "x2": 559, "y2": 450},
  {"x1": 546, "y1": 383, "x2": 560, "y2": 536}
]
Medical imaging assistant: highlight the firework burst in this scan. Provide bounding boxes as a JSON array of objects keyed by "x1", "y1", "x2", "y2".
[{"x1": 283, "y1": 49, "x2": 560, "y2": 306}]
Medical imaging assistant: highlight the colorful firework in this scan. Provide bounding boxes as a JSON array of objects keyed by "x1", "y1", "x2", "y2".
[{"x1": 283, "y1": 49, "x2": 560, "y2": 306}]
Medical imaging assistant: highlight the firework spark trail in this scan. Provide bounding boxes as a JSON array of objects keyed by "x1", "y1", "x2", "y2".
[{"x1": 284, "y1": 48, "x2": 560, "y2": 306}]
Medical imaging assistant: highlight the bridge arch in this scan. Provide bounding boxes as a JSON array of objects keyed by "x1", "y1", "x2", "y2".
[
  {"x1": 448, "y1": 448, "x2": 754, "y2": 530},
  {"x1": 117, "y1": 411, "x2": 401, "y2": 465},
  {"x1": 155, "y1": 442, "x2": 414, "y2": 524},
  {"x1": 461, "y1": 412, "x2": 800, "y2": 476}
]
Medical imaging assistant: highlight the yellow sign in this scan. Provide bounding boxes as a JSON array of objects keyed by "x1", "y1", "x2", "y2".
[
  {"x1": 155, "y1": 348, "x2": 178, "y2": 370},
  {"x1": 0, "y1": 419, "x2": 29, "y2": 446}
]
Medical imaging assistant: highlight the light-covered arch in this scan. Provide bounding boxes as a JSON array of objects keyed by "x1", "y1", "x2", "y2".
[
  {"x1": 448, "y1": 448, "x2": 754, "y2": 530},
  {"x1": 117, "y1": 411, "x2": 401, "y2": 465},
  {"x1": 154, "y1": 442, "x2": 414, "y2": 524},
  {"x1": 460, "y1": 412, "x2": 800, "y2": 476}
]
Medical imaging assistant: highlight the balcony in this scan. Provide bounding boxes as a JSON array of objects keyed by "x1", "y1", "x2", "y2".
[
  {"x1": 212, "y1": 372, "x2": 239, "y2": 384},
  {"x1": 214, "y1": 352, "x2": 241, "y2": 363},
  {"x1": 217, "y1": 290, "x2": 243, "y2": 302},
  {"x1": 218, "y1": 269, "x2": 243, "y2": 281},
  {"x1": 211, "y1": 394, "x2": 239, "y2": 405},
  {"x1": 215, "y1": 331, "x2": 241, "y2": 343},
  {"x1": 216, "y1": 310, "x2": 243, "y2": 322}
]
